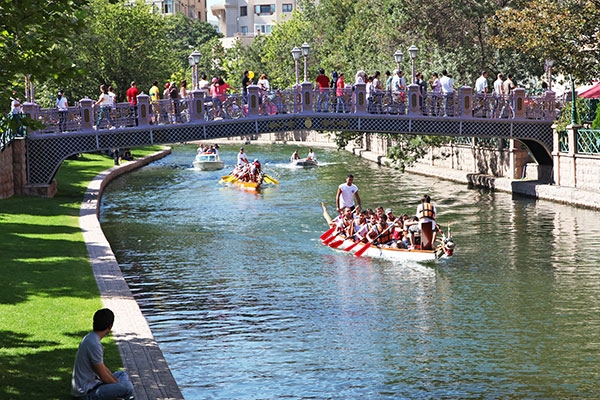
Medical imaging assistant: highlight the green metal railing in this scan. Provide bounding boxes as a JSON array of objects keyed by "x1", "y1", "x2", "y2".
[
  {"x1": 1, "y1": 114, "x2": 27, "y2": 151},
  {"x1": 577, "y1": 129, "x2": 600, "y2": 155},
  {"x1": 558, "y1": 130, "x2": 568, "y2": 153}
]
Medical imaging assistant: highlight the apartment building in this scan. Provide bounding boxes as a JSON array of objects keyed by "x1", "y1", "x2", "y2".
[
  {"x1": 211, "y1": 0, "x2": 297, "y2": 40},
  {"x1": 146, "y1": 0, "x2": 210, "y2": 22}
]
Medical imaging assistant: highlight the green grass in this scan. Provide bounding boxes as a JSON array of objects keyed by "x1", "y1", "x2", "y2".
[{"x1": 0, "y1": 147, "x2": 163, "y2": 399}]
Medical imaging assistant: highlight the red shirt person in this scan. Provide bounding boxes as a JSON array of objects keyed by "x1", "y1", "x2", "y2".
[{"x1": 126, "y1": 81, "x2": 139, "y2": 106}]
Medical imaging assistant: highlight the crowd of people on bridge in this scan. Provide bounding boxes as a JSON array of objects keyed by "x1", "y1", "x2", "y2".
[{"x1": 8, "y1": 63, "x2": 554, "y2": 135}]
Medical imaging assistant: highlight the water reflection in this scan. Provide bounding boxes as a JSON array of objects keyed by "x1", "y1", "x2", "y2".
[{"x1": 101, "y1": 143, "x2": 600, "y2": 399}]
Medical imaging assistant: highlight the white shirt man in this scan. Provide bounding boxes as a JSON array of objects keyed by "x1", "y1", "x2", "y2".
[
  {"x1": 336, "y1": 174, "x2": 361, "y2": 213},
  {"x1": 475, "y1": 72, "x2": 488, "y2": 94},
  {"x1": 440, "y1": 72, "x2": 454, "y2": 95},
  {"x1": 237, "y1": 148, "x2": 249, "y2": 165},
  {"x1": 493, "y1": 74, "x2": 504, "y2": 97}
]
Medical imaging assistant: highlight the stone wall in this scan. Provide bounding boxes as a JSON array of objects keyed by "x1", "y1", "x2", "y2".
[{"x1": 0, "y1": 141, "x2": 15, "y2": 199}]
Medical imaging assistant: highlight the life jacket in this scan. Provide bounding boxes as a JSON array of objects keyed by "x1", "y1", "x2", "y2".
[
  {"x1": 419, "y1": 202, "x2": 435, "y2": 219},
  {"x1": 374, "y1": 224, "x2": 392, "y2": 244}
]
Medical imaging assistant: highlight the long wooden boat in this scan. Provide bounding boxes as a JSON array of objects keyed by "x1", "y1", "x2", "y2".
[
  {"x1": 324, "y1": 237, "x2": 454, "y2": 262},
  {"x1": 320, "y1": 203, "x2": 455, "y2": 262}
]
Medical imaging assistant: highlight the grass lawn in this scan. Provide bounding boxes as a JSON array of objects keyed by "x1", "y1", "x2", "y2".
[{"x1": 0, "y1": 147, "x2": 163, "y2": 400}]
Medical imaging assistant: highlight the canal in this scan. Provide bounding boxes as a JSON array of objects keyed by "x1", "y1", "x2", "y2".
[{"x1": 100, "y1": 143, "x2": 600, "y2": 399}]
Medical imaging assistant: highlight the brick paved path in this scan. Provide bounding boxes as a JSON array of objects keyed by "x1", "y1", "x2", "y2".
[{"x1": 79, "y1": 149, "x2": 184, "y2": 400}]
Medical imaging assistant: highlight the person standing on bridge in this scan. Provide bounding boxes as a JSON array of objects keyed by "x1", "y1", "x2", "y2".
[
  {"x1": 493, "y1": 73, "x2": 504, "y2": 118},
  {"x1": 315, "y1": 68, "x2": 330, "y2": 112},
  {"x1": 94, "y1": 84, "x2": 114, "y2": 130},
  {"x1": 440, "y1": 70, "x2": 454, "y2": 117},
  {"x1": 241, "y1": 70, "x2": 251, "y2": 104},
  {"x1": 56, "y1": 89, "x2": 69, "y2": 132},
  {"x1": 475, "y1": 71, "x2": 488, "y2": 95},
  {"x1": 126, "y1": 81, "x2": 139, "y2": 126}
]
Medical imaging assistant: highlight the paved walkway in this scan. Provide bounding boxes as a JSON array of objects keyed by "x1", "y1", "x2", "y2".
[{"x1": 79, "y1": 148, "x2": 184, "y2": 400}]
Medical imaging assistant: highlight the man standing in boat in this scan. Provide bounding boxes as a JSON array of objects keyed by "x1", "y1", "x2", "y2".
[
  {"x1": 336, "y1": 174, "x2": 362, "y2": 214},
  {"x1": 416, "y1": 194, "x2": 437, "y2": 250},
  {"x1": 307, "y1": 148, "x2": 316, "y2": 161},
  {"x1": 237, "y1": 147, "x2": 249, "y2": 165}
]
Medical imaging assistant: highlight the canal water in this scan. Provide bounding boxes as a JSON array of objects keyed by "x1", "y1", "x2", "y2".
[{"x1": 100, "y1": 143, "x2": 600, "y2": 399}]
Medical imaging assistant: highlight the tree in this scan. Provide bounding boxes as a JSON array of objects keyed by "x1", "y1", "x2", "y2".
[
  {"x1": 63, "y1": 0, "x2": 178, "y2": 102},
  {"x1": 0, "y1": 0, "x2": 89, "y2": 108},
  {"x1": 490, "y1": 0, "x2": 600, "y2": 81},
  {"x1": 163, "y1": 12, "x2": 224, "y2": 81}
]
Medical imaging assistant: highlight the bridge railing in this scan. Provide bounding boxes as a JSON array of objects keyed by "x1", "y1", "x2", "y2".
[{"x1": 23, "y1": 83, "x2": 558, "y2": 135}]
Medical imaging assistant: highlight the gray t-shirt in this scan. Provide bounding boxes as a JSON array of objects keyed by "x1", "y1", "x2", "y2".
[{"x1": 71, "y1": 332, "x2": 104, "y2": 397}]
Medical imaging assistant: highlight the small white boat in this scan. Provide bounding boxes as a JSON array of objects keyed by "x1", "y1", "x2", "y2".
[
  {"x1": 193, "y1": 153, "x2": 224, "y2": 171},
  {"x1": 291, "y1": 158, "x2": 318, "y2": 167}
]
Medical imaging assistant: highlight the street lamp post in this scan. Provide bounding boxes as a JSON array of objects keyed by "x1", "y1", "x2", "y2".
[
  {"x1": 291, "y1": 46, "x2": 301, "y2": 86},
  {"x1": 301, "y1": 42, "x2": 310, "y2": 82},
  {"x1": 408, "y1": 45, "x2": 418, "y2": 84},
  {"x1": 545, "y1": 59, "x2": 554, "y2": 91},
  {"x1": 188, "y1": 50, "x2": 201, "y2": 90},
  {"x1": 393, "y1": 50, "x2": 404, "y2": 72}
]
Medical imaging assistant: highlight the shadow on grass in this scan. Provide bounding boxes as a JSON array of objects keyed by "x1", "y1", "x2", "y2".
[{"x1": 0, "y1": 329, "x2": 122, "y2": 400}]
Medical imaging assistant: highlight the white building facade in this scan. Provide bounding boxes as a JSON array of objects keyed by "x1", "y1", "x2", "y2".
[
  {"x1": 210, "y1": 0, "x2": 296, "y2": 39},
  {"x1": 146, "y1": 0, "x2": 210, "y2": 21}
]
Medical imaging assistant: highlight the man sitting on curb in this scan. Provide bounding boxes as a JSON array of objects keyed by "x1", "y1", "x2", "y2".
[{"x1": 71, "y1": 308, "x2": 134, "y2": 400}]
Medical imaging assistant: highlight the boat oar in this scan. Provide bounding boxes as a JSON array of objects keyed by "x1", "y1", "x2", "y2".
[
  {"x1": 328, "y1": 239, "x2": 345, "y2": 248},
  {"x1": 322, "y1": 235, "x2": 338, "y2": 245},
  {"x1": 354, "y1": 223, "x2": 396, "y2": 257},
  {"x1": 320, "y1": 226, "x2": 336, "y2": 240},
  {"x1": 344, "y1": 240, "x2": 362, "y2": 252},
  {"x1": 221, "y1": 175, "x2": 237, "y2": 183},
  {"x1": 263, "y1": 174, "x2": 279, "y2": 185}
]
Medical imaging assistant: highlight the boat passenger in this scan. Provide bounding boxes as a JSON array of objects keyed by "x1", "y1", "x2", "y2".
[
  {"x1": 366, "y1": 214, "x2": 397, "y2": 248},
  {"x1": 251, "y1": 159, "x2": 262, "y2": 182},
  {"x1": 416, "y1": 194, "x2": 437, "y2": 249},
  {"x1": 404, "y1": 216, "x2": 421, "y2": 250},
  {"x1": 334, "y1": 206, "x2": 355, "y2": 238},
  {"x1": 291, "y1": 150, "x2": 300, "y2": 162},
  {"x1": 353, "y1": 211, "x2": 370, "y2": 243},
  {"x1": 385, "y1": 208, "x2": 397, "y2": 223},
  {"x1": 307, "y1": 148, "x2": 316, "y2": 161},
  {"x1": 374, "y1": 206, "x2": 385, "y2": 222}
]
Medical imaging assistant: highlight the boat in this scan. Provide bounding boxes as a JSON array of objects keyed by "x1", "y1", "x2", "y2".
[
  {"x1": 232, "y1": 177, "x2": 262, "y2": 192},
  {"x1": 319, "y1": 203, "x2": 455, "y2": 262},
  {"x1": 291, "y1": 158, "x2": 318, "y2": 167},
  {"x1": 193, "y1": 153, "x2": 224, "y2": 171},
  {"x1": 323, "y1": 236, "x2": 454, "y2": 262},
  {"x1": 220, "y1": 171, "x2": 278, "y2": 192}
]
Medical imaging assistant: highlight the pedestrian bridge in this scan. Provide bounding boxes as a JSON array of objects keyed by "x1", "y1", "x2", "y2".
[{"x1": 24, "y1": 83, "x2": 556, "y2": 187}]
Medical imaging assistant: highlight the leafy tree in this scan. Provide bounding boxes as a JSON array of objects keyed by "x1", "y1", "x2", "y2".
[
  {"x1": 0, "y1": 0, "x2": 89, "y2": 109},
  {"x1": 0, "y1": 0, "x2": 90, "y2": 137},
  {"x1": 490, "y1": 0, "x2": 600, "y2": 81},
  {"x1": 61, "y1": 0, "x2": 178, "y2": 101},
  {"x1": 163, "y1": 12, "x2": 225, "y2": 81}
]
